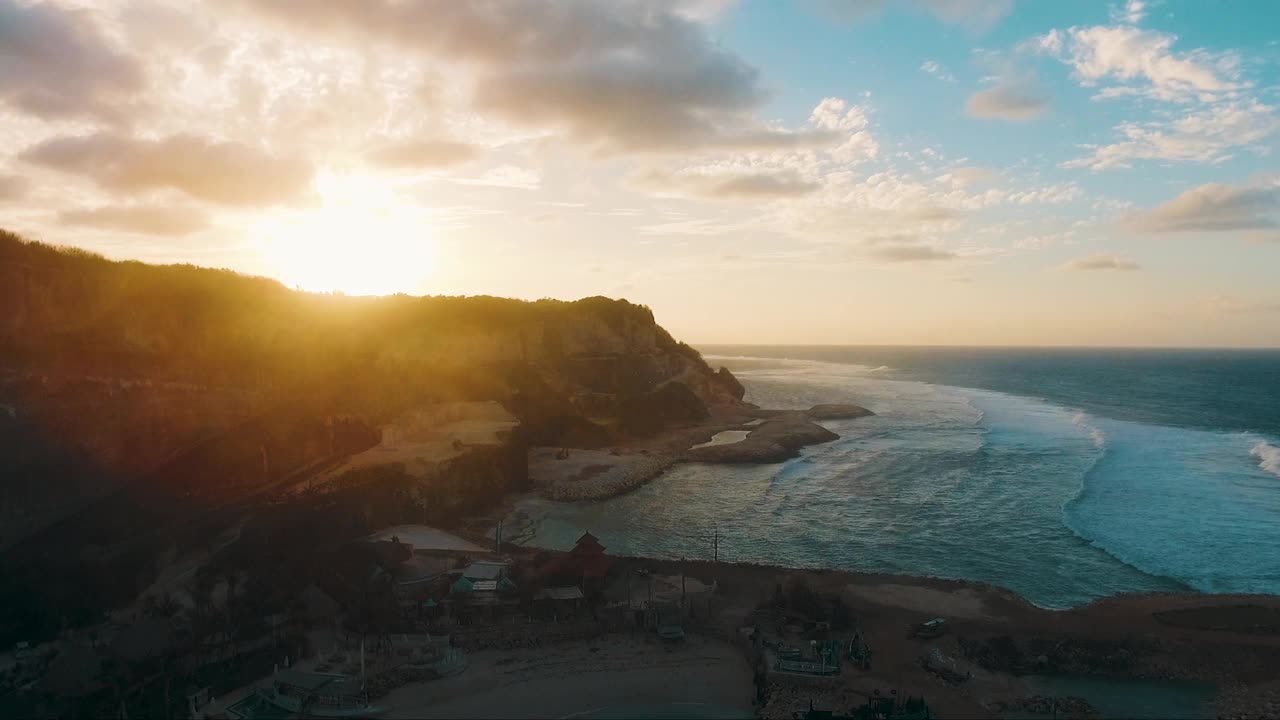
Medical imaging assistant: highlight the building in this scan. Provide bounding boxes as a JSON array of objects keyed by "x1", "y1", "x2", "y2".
[
  {"x1": 546, "y1": 531, "x2": 615, "y2": 595},
  {"x1": 532, "y1": 586, "x2": 585, "y2": 621},
  {"x1": 448, "y1": 564, "x2": 521, "y2": 623}
]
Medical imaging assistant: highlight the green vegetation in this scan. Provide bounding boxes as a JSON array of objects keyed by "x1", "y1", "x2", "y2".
[{"x1": 1, "y1": 229, "x2": 678, "y2": 419}]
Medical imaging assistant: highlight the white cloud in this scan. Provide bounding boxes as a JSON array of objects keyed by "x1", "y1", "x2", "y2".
[
  {"x1": 1064, "y1": 101, "x2": 1279, "y2": 170},
  {"x1": 808, "y1": 98, "x2": 880, "y2": 163},
  {"x1": 1038, "y1": 25, "x2": 1243, "y2": 103},
  {"x1": 935, "y1": 167, "x2": 997, "y2": 188},
  {"x1": 448, "y1": 165, "x2": 542, "y2": 190},
  {"x1": 1110, "y1": 0, "x2": 1146, "y2": 25},
  {"x1": 1006, "y1": 183, "x2": 1083, "y2": 205},
  {"x1": 921, "y1": 60, "x2": 956, "y2": 82}
]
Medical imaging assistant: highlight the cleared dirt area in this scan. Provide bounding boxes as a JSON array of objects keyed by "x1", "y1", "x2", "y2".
[{"x1": 380, "y1": 634, "x2": 753, "y2": 719}]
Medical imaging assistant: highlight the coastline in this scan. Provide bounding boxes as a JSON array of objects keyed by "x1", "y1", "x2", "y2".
[{"x1": 523, "y1": 403, "x2": 874, "y2": 503}]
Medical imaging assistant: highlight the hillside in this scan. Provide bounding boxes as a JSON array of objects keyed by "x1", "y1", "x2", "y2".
[{"x1": 0, "y1": 229, "x2": 745, "y2": 643}]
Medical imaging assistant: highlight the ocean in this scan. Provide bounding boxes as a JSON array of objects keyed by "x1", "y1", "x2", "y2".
[{"x1": 515, "y1": 346, "x2": 1280, "y2": 608}]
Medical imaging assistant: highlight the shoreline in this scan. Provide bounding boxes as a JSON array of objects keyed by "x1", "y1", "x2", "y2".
[
  {"x1": 524, "y1": 403, "x2": 873, "y2": 503},
  {"x1": 462, "y1": 495, "x2": 1278, "y2": 618}
]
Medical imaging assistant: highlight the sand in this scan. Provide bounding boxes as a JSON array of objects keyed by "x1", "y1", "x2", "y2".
[
  {"x1": 845, "y1": 582, "x2": 993, "y2": 621},
  {"x1": 380, "y1": 634, "x2": 753, "y2": 719},
  {"x1": 367, "y1": 525, "x2": 489, "y2": 553},
  {"x1": 691, "y1": 431, "x2": 750, "y2": 449}
]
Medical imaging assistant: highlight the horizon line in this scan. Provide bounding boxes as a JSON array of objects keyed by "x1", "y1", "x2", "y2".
[{"x1": 693, "y1": 342, "x2": 1280, "y2": 351}]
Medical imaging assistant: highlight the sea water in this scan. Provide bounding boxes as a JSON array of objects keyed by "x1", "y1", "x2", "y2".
[{"x1": 517, "y1": 347, "x2": 1280, "y2": 608}]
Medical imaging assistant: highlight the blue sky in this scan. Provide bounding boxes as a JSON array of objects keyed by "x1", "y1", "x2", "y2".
[{"x1": 2, "y1": 0, "x2": 1278, "y2": 345}]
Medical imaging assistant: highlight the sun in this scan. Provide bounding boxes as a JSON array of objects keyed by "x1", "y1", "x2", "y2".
[{"x1": 255, "y1": 172, "x2": 436, "y2": 296}]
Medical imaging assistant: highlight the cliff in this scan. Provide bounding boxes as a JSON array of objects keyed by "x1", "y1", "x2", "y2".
[{"x1": 0, "y1": 229, "x2": 744, "y2": 642}]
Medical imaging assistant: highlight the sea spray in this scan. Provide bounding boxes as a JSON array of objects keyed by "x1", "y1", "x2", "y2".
[{"x1": 1252, "y1": 441, "x2": 1280, "y2": 478}]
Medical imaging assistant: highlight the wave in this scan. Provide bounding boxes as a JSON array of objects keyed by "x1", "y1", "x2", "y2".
[
  {"x1": 868, "y1": 365, "x2": 891, "y2": 372},
  {"x1": 1252, "y1": 441, "x2": 1280, "y2": 479},
  {"x1": 1071, "y1": 411, "x2": 1107, "y2": 449}
]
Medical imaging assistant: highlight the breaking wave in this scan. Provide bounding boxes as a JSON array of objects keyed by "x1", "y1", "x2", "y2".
[{"x1": 1253, "y1": 441, "x2": 1280, "y2": 479}]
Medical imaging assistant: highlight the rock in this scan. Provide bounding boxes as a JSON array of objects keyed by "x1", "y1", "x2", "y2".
[
  {"x1": 684, "y1": 413, "x2": 838, "y2": 463},
  {"x1": 618, "y1": 382, "x2": 709, "y2": 436},
  {"x1": 804, "y1": 403, "x2": 874, "y2": 420},
  {"x1": 715, "y1": 367, "x2": 747, "y2": 401}
]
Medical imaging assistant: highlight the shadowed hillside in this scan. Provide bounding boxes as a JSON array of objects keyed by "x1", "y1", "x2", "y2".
[{"x1": 0, "y1": 229, "x2": 745, "y2": 644}]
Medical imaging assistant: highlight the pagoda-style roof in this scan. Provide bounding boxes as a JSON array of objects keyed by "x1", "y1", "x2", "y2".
[{"x1": 573, "y1": 531, "x2": 605, "y2": 555}]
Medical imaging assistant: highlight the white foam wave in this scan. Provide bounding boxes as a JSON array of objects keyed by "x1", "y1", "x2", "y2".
[
  {"x1": 1252, "y1": 441, "x2": 1280, "y2": 479},
  {"x1": 1071, "y1": 411, "x2": 1107, "y2": 449},
  {"x1": 869, "y1": 366, "x2": 891, "y2": 372}
]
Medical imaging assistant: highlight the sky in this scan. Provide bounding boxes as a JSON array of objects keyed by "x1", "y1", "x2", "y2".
[{"x1": 2, "y1": 0, "x2": 1279, "y2": 347}]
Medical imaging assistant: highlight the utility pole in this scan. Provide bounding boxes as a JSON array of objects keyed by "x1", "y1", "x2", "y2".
[{"x1": 496, "y1": 520, "x2": 503, "y2": 554}]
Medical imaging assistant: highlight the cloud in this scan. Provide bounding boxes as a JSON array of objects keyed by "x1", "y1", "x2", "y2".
[
  {"x1": 0, "y1": 0, "x2": 145, "y2": 122},
  {"x1": 1111, "y1": 0, "x2": 1146, "y2": 24},
  {"x1": 921, "y1": 60, "x2": 956, "y2": 82},
  {"x1": 1036, "y1": 25, "x2": 1242, "y2": 102},
  {"x1": 630, "y1": 168, "x2": 821, "y2": 200},
  {"x1": 966, "y1": 83, "x2": 1048, "y2": 121},
  {"x1": 447, "y1": 165, "x2": 542, "y2": 190},
  {"x1": 19, "y1": 132, "x2": 313, "y2": 206},
  {"x1": 1063, "y1": 101, "x2": 1278, "y2": 170},
  {"x1": 638, "y1": 218, "x2": 741, "y2": 236},
  {"x1": 0, "y1": 175, "x2": 29, "y2": 201},
  {"x1": 936, "y1": 167, "x2": 996, "y2": 188},
  {"x1": 1006, "y1": 183, "x2": 1082, "y2": 205},
  {"x1": 1061, "y1": 254, "x2": 1140, "y2": 271},
  {"x1": 1123, "y1": 182, "x2": 1280, "y2": 233},
  {"x1": 240, "y1": 0, "x2": 826, "y2": 153},
  {"x1": 814, "y1": 0, "x2": 1013, "y2": 30},
  {"x1": 867, "y1": 243, "x2": 958, "y2": 262},
  {"x1": 58, "y1": 205, "x2": 210, "y2": 236},
  {"x1": 366, "y1": 139, "x2": 480, "y2": 170}
]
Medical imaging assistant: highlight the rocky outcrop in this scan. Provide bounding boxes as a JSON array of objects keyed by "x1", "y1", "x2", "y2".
[
  {"x1": 805, "y1": 403, "x2": 874, "y2": 420},
  {"x1": 684, "y1": 412, "x2": 839, "y2": 463},
  {"x1": 618, "y1": 382, "x2": 709, "y2": 436},
  {"x1": 715, "y1": 366, "x2": 746, "y2": 401}
]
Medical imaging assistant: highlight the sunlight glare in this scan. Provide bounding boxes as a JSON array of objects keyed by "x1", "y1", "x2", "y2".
[{"x1": 255, "y1": 172, "x2": 436, "y2": 296}]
